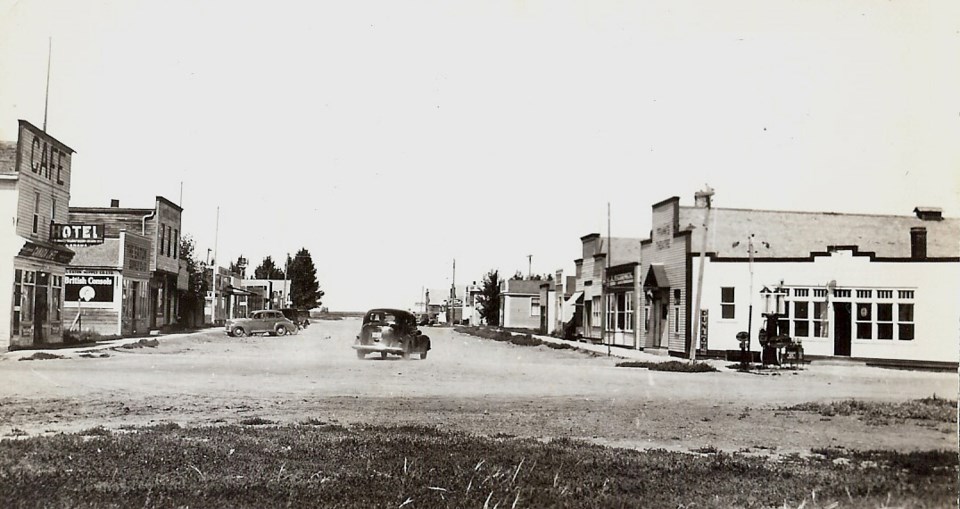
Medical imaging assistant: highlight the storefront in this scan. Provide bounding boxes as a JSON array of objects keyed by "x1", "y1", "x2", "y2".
[
  {"x1": 63, "y1": 231, "x2": 151, "y2": 336},
  {"x1": 1, "y1": 120, "x2": 76, "y2": 350},
  {"x1": 603, "y1": 262, "x2": 640, "y2": 348}
]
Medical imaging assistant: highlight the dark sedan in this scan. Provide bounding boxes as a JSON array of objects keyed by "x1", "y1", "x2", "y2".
[{"x1": 354, "y1": 308, "x2": 431, "y2": 360}]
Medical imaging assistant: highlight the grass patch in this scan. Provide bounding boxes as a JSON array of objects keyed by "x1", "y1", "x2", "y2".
[
  {"x1": 239, "y1": 417, "x2": 276, "y2": 426},
  {"x1": 17, "y1": 352, "x2": 65, "y2": 361},
  {"x1": 545, "y1": 342, "x2": 574, "y2": 350},
  {"x1": 783, "y1": 396, "x2": 957, "y2": 425},
  {"x1": 0, "y1": 424, "x2": 954, "y2": 508},
  {"x1": 617, "y1": 360, "x2": 719, "y2": 373}
]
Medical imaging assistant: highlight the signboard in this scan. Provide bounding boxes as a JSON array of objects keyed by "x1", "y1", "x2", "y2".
[
  {"x1": 608, "y1": 272, "x2": 634, "y2": 285},
  {"x1": 698, "y1": 309, "x2": 709, "y2": 352},
  {"x1": 65, "y1": 275, "x2": 115, "y2": 303},
  {"x1": 19, "y1": 241, "x2": 74, "y2": 264},
  {"x1": 51, "y1": 223, "x2": 105, "y2": 245}
]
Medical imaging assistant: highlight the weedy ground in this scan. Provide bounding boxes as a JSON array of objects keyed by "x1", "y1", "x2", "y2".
[{"x1": 0, "y1": 422, "x2": 955, "y2": 508}]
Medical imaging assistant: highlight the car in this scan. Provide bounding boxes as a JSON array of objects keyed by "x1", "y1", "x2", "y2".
[
  {"x1": 354, "y1": 308, "x2": 431, "y2": 360},
  {"x1": 225, "y1": 309, "x2": 298, "y2": 337},
  {"x1": 280, "y1": 308, "x2": 310, "y2": 330}
]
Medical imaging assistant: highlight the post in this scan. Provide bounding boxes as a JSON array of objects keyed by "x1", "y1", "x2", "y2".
[
  {"x1": 691, "y1": 186, "x2": 714, "y2": 361},
  {"x1": 43, "y1": 37, "x2": 52, "y2": 131},
  {"x1": 604, "y1": 202, "x2": 611, "y2": 356},
  {"x1": 746, "y1": 234, "x2": 755, "y2": 350},
  {"x1": 212, "y1": 206, "x2": 219, "y2": 324}
]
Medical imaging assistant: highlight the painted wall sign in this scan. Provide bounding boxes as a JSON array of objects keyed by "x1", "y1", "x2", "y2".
[
  {"x1": 699, "y1": 309, "x2": 709, "y2": 352},
  {"x1": 65, "y1": 275, "x2": 115, "y2": 302},
  {"x1": 19, "y1": 241, "x2": 74, "y2": 264},
  {"x1": 51, "y1": 223, "x2": 105, "y2": 245}
]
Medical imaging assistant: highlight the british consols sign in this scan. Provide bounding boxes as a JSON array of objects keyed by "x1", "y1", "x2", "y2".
[{"x1": 65, "y1": 275, "x2": 115, "y2": 302}]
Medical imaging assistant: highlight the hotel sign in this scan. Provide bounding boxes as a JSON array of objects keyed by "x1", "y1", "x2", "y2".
[{"x1": 51, "y1": 223, "x2": 105, "y2": 245}]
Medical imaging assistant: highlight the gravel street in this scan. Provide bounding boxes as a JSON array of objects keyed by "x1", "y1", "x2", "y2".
[{"x1": 0, "y1": 318, "x2": 955, "y2": 456}]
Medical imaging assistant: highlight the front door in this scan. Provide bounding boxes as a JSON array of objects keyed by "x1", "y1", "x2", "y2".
[
  {"x1": 649, "y1": 293, "x2": 668, "y2": 348},
  {"x1": 833, "y1": 302, "x2": 852, "y2": 356},
  {"x1": 130, "y1": 281, "x2": 139, "y2": 333},
  {"x1": 34, "y1": 286, "x2": 48, "y2": 344}
]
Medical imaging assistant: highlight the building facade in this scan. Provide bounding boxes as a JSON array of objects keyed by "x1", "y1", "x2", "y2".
[
  {"x1": 68, "y1": 197, "x2": 186, "y2": 331},
  {"x1": 0, "y1": 120, "x2": 77, "y2": 350},
  {"x1": 62, "y1": 231, "x2": 152, "y2": 336},
  {"x1": 499, "y1": 279, "x2": 542, "y2": 329},
  {"x1": 636, "y1": 194, "x2": 959, "y2": 365},
  {"x1": 573, "y1": 234, "x2": 643, "y2": 344}
]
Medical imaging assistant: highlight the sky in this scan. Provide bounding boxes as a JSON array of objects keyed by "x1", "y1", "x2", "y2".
[{"x1": 1, "y1": 0, "x2": 958, "y2": 311}]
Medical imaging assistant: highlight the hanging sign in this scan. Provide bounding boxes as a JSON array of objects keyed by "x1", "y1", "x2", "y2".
[
  {"x1": 51, "y1": 223, "x2": 105, "y2": 245},
  {"x1": 698, "y1": 309, "x2": 709, "y2": 352}
]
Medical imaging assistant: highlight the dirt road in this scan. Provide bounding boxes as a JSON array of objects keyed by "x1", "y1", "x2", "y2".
[{"x1": 0, "y1": 318, "x2": 955, "y2": 455}]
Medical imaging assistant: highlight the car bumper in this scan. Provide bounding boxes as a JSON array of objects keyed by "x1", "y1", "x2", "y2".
[{"x1": 352, "y1": 344, "x2": 404, "y2": 354}]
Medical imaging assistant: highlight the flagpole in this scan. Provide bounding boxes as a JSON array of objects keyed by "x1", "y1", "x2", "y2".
[{"x1": 43, "y1": 37, "x2": 52, "y2": 131}]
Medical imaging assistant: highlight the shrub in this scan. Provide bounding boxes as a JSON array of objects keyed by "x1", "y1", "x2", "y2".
[
  {"x1": 18, "y1": 352, "x2": 65, "y2": 361},
  {"x1": 617, "y1": 360, "x2": 719, "y2": 373}
]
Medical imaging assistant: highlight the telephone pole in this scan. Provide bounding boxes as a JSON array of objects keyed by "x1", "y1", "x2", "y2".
[{"x1": 691, "y1": 186, "x2": 714, "y2": 362}]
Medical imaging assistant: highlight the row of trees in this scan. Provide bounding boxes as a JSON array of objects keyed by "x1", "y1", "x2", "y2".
[{"x1": 178, "y1": 237, "x2": 324, "y2": 318}]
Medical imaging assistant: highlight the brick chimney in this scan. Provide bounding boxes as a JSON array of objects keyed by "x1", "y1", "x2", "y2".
[
  {"x1": 110, "y1": 199, "x2": 120, "y2": 208},
  {"x1": 910, "y1": 227, "x2": 927, "y2": 259}
]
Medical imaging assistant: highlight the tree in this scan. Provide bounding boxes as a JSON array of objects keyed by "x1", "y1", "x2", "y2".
[
  {"x1": 254, "y1": 256, "x2": 284, "y2": 279},
  {"x1": 476, "y1": 269, "x2": 501, "y2": 326},
  {"x1": 287, "y1": 248, "x2": 324, "y2": 309},
  {"x1": 178, "y1": 235, "x2": 207, "y2": 327},
  {"x1": 228, "y1": 256, "x2": 248, "y2": 277}
]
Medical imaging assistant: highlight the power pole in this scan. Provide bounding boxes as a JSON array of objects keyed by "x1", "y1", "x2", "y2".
[
  {"x1": 691, "y1": 186, "x2": 714, "y2": 362},
  {"x1": 43, "y1": 37, "x2": 52, "y2": 131},
  {"x1": 527, "y1": 255, "x2": 532, "y2": 279},
  {"x1": 605, "y1": 202, "x2": 611, "y2": 356},
  {"x1": 212, "y1": 206, "x2": 220, "y2": 324}
]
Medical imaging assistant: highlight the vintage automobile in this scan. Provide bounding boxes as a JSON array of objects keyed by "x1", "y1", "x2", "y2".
[
  {"x1": 280, "y1": 308, "x2": 310, "y2": 330},
  {"x1": 354, "y1": 308, "x2": 431, "y2": 360},
  {"x1": 225, "y1": 309, "x2": 298, "y2": 337}
]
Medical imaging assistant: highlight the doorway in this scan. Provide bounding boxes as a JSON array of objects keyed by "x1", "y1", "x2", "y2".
[
  {"x1": 649, "y1": 290, "x2": 669, "y2": 348},
  {"x1": 833, "y1": 302, "x2": 852, "y2": 356},
  {"x1": 34, "y1": 286, "x2": 48, "y2": 344}
]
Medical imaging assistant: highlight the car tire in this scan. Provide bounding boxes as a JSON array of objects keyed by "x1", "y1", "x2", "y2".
[
  {"x1": 232, "y1": 327, "x2": 246, "y2": 337},
  {"x1": 356, "y1": 350, "x2": 365, "y2": 359},
  {"x1": 380, "y1": 352, "x2": 387, "y2": 359},
  {"x1": 275, "y1": 324, "x2": 287, "y2": 336},
  {"x1": 419, "y1": 350, "x2": 428, "y2": 360}
]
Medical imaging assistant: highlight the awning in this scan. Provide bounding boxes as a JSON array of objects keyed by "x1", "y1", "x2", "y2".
[
  {"x1": 224, "y1": 285, "x2": 256, "y2": 296},
  {"x1": 643, "y1": 264, "x2": 670, "y2": 288},
  {"x1": 17, "y1": 237, "x2": 75, "y2": 264},
  {"x1": 565, "y1": 291, "x2": 584, "y2": 306}
]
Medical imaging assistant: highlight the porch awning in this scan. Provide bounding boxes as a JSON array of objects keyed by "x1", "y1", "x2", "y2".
[
  {"x1": 16, "y1": 236, "x2": 75, "y2": 265},
  {"x1": 643, "y1": 264, "x2": 670, "y2": 288},
  {"x1": 566, "y1": 291, "x2": 584, "y2": 306},
  {"x1": 224, "y1": 285, "x2": 256, "y2": 296}
]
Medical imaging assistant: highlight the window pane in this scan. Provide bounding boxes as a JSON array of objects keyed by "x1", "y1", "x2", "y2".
[
  {"x1": 856, "y1": 322, "x2": 872, "y2": 339},
  {"x1": 877, "y1": 323, "x2": 893, "y2": 340},
  {"x1": 899, "y1": 323, "x2": 914, "y2": 340},
  {"x1": 794, "y1": 301, "x2": 808, "y2": 319},
  {"x1": 877, "y1": 303, "x2": 892, "y2": 322},
  {"x1": 794, "y1": 320, "x2": 809, "y2": 337},
  {"x1": 721, "y1": 304, "x2": 734, "y2": 319},
  {"x1": 721, "y1": 287, "x2": 734, "y2": 303},
  {"x1": 813, "y1": 321, "x2": 822, "y2": 337},
  {"x1": 857, "y1": 303, "x2": 871, "y2": 321},
  {"x1": 898, "y1": 304, "x2": 914, "y2": 322}
]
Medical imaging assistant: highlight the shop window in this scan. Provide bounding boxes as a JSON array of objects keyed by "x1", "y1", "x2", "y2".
[
  {"x1": 624, "y1": 291, "x2": 634, "y2": 332},
  {"x1": 531, "y1": 297, "x2": 540, "y2": 317},
  {"x1": 813, "y1": 302, "x2": 826, "y2": 337},
  {"x1": 52, "y1": 275, "x2": 62, "y2": 322},
  {"x1": 605, "y1": 294, "x2": 616, "y2": 330},
  {"x1": 876, "y1": 303, "x2": 893, "y2": 340},
  {"x1": 856, "y1": 303, "x2": 872, "y2": 339},
  {"x1": 793, "y1": 301, "x2": 809, "y2": 337},
  {"x1": 778, "y1": 302, "x2": 790, "y2": 336},
  {"x1": 898, "y1": 304, "x2": 914, "y2": 340},
  {"x1": 13, "y1": 269, "x2": 22, "y2": 332},
  {"x1": 720, "y1": 287, "x2": 735, "y2": 319},
  {"x1": 591, "y1": 296, "x2": 601, "y2": 328}
]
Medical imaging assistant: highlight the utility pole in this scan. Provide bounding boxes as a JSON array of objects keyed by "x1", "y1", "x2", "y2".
[
  {"x1": 212, "y1": 206, "x2": 220, "y2": 324},
  {"x1": 527, "y1": 255, "x2": 532, "y2": 279},
  {"x1": 691, "y1": 186, "x2": 714, "y2": 362},
  {"x1": 605, "y1": 202, "x2": 611, "y2": 356}
]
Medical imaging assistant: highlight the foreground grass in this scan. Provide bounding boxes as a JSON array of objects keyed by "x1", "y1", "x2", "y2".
[
  {"x1": 0, "y1": 424, "x2": 955, "y2": 508},
  {"x1": 783, "y1": 396, "x2": 957, "y2": 425}
]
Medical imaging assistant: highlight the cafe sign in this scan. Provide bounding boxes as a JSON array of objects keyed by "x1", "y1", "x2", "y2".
[
  {"x1": 51, "y1": 223, "x2": 105, "y2": 245},
  {"x1": 19, "y1": 241, "x2": 74, "y2": 264}
]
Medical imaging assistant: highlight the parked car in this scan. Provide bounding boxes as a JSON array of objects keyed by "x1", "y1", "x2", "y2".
[
  {"x1": 280, "y1": 308, "x2": 310, "y2": 330},
  {"x1": 354, "y1": 308, "x2": 431, "y2": 360},
  {"x1": 225, "y1": 309, "x2": 298, "y2": 337}
]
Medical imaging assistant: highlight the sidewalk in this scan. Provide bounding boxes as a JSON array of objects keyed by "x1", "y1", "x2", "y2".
[
  {"x1": 1, "y1": 329, "x2": 210, "y2": 361},
  {"x1": 515, "y1": 330, "x2": 732, "y2": 368}
]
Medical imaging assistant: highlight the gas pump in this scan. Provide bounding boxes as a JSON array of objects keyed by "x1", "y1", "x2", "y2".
[{"x1": 758, "y1": 284, "x2": 803, "y2": 367}]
